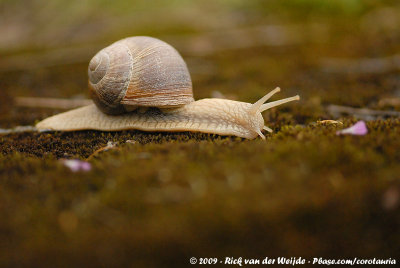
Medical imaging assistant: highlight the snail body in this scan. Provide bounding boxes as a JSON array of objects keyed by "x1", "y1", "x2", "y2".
[{"x1": 36, "y1": 36, "x2": 300, "y2": 139}]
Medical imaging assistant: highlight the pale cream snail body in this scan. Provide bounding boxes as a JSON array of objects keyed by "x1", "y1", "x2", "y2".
[{"x1": 36, "y1": 36, "x2": 300, "y2": 139}]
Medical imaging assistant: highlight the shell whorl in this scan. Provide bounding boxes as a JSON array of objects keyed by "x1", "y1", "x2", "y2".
[{"x1": 88, "y1": 36, "x2": 194, "y2": 115}]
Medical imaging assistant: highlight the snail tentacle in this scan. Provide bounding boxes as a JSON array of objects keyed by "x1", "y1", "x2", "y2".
[
  {"x1": 260, "y1": 95, "x2": 300, "y2": 112},
  {"x1": 249, "y1": 87, "x2": 281, "y2": 114},
  {"x1": 263, "y1": 126, "x2": 273, "y2": 133}
]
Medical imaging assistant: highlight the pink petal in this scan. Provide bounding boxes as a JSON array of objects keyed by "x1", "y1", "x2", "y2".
[
  {"x1": 62, "y1": 159, "x2": 91, "y2": 172},
  {"x1": 80, "y1": 161, "x2": 92, "y2": 171},
  {"x1": 336, "y1": 121, "x2": 368, "y2": 136}
]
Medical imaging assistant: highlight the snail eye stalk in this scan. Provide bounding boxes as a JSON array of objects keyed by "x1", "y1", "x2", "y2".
[
  {"x1": 249, "y1": 87, "x2": 300, "y2": 138},
  {"x1": 249, "y1": 87, "x2": 281, "y2": 114},
  {"x1": 260, "y1": 95, "x2": 300, "y2": 113}
]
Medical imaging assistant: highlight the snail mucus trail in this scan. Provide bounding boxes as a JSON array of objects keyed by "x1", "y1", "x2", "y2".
[{"x1": 36, "y1": 36, "x2": 300, "y2": 139}]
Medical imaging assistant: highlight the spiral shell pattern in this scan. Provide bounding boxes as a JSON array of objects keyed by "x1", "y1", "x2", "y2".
[{"x1": 88, "y1": 36, "x2": 194, "y2": 115}]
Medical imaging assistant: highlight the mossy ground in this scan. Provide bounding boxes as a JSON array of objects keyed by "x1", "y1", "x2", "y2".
[{"x1": 1, "y1": 1, "x2": 400, "y2": 267}]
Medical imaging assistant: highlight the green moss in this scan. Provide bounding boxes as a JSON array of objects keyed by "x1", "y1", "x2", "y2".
[{"x1": 1, "y1": 119, "x2": 400, "y2": 266}]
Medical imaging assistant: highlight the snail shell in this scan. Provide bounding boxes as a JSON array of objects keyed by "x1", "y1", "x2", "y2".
[
  {"x1": 88, "y1": 36, "x2": 194, "y2": 115},
  {"x1": 36, "y1": 36, "x2": 301, "y2": 139}
]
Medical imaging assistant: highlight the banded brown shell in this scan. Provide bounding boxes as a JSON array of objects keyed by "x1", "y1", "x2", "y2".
[{"x1": 88, "y1": 36, "x2": 194, "y2": 115}]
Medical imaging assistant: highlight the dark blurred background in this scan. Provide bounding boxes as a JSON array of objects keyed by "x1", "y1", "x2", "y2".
[{"x1": 1, "y1": 0, "x2": 399, "y2": 104}]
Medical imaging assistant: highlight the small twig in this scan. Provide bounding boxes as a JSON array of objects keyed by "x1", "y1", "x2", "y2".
[
  {"x1": 0, "y1": 125, "x2": 38, "y2": 135},
  {"x1": 378, "y1": 97, "x2": 400, "y2": 108},
  {"x1": 316, "y1": 120, "x2": 343, "y2": 125},
  {"x1": 15, "y1": 97, "x2": 92, "y2": 109},
  {"x1": 86, "y1": 141, "x2": 119, "y2": 161},
  {"x1": 327, "y1": 104, "x2": 400, "y2": 120}
]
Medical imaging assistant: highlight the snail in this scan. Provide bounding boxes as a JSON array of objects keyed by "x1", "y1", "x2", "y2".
[{"x1": 36, "y1": 36, "x2": 300, "y2": 139}]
